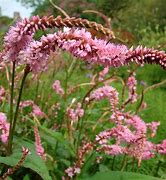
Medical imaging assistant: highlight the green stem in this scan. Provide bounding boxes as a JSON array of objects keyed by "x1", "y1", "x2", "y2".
[
  {"x1": 111, "y1": 156, "x2": 116, "y2": 170},
  {"x1": 67, "y1": 58, "x2": 77, "y2": 79},
  {"x1": 34, "y1": 78, "x2": 40, "y2": 103},
  {"x1": 120, "y1": 154, "x2": 127, "y2": 171},
  {"x1": 7, "y1": 66, "x2": 30, "y2": 155},
  {"x1": 7, "y1": 62, "x2": 15, "y2": 155},
  {"x1": 10, "y1": 62, "x2": 15, "y2": 125},
  {"x1": 63, "y1": 67, "x2": 72, "y2": 141},
  {"x1": 135, "y1": 90, "x2": 144, "y2": 114},
  {"x1": 64, "y1": 66, "x2": 68, "y2": 102},
  {"x1": 155, "y1": 160, "x2": 162, "y2": 176},
  {"x1": 121, "y1": 82, "x2": 126, "y2": 104},
  {"x1": 132, "y1": 157, "x2": 135, "y2": 172},
  {"x1": 75, "y1": 105, "x2": 87, "y2": 151}
]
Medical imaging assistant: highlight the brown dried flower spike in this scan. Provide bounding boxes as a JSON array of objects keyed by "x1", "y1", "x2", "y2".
[{"x1": 22, "y1": 15, "x2": 115, "y2": 39}]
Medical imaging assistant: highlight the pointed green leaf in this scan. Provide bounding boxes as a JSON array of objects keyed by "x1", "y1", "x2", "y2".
[{"x1": 83, "y1": 171, "x2": 162, "y2": 180}]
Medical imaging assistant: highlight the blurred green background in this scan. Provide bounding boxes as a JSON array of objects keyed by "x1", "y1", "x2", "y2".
[{"x1": 0, "y1": 0, "x2": 166, "y2": 178}]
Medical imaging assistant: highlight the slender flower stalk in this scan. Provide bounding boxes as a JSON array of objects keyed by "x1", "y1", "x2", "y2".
[
  {"x1": 7, "y1": 66, "x2": 30, "y2": 155},
  {"x1": 10, "y1": 62, "x2": 15, "y2": 125},
  {"x1": 8, "y1": 62, "x2": 16, "y2": 154}
]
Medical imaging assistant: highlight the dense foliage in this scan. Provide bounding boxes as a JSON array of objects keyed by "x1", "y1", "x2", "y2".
[{"x1": 0, "y1": 1, "x2": 166, "y2": 180}]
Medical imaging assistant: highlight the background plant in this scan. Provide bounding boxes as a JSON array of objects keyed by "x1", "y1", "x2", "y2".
[{"x1": 0, "y1": 1, "x2": 166, "y2": 180}]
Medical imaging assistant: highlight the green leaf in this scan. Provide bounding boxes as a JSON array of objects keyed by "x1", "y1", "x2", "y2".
[
  {"x1": 7, "y1": 177, "x2": 13, "y2": 180},
  {"x1": 98, "y1": 164, "x2": 110, "y2": 172},
  {"x1": 83, "y1": 171, "x2": 162, "y2": 180},
  {"x1": 0, "y1": 140, "x2": 51, "y2": 180},
  {"x1": 59, "y1": 158, "x2": 71, "y2": 167},
  {"x1": 23, "y1": 174, "x2": 30, "y2": 180}
]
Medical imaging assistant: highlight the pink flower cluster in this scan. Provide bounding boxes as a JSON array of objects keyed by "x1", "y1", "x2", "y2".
[
  {"x1": 97, "y1": 144, "x2": 124, "y2": 155},
  {"x1": 2, "y1": 20, "x2": 33, "y2": 62},
  {"x1": 98, "y1": 66, "x2": 109, "y2": 81},
  {"x1": 20, "y1": 100, "x2": 45, "y2": 118},
  {"x1": 157, "y1": 140, "x2": 166, "y2": 154},
  {"x1": 66, "y1": 114, "x2": 163, "y2": 177},
  {"x1": 65, "y1": 167, "x2": 81, "y2": 178},
  {"x1": 90, "y1": 85, "x2": 119, "y2": 113},
  {"x1": 125, "y1": 115, "x2": 147, "y2": 135},
  {"x1": 32, "y1": 105, "x2": 46, "y2": 118},
  {"x1": 67, "y1": 103, "x2": 84, "y2": 123},
  {"x1": 0, "y1": 86, "x2": 5, "y2": 103},
  {"x1": 52, "y1": 80, "x2": 64, "y2": 96},
  {"x1": 126, "y1": 74, "x2": 137, "y2": 103},
  {"x1": 95, "y1": 111, "x2": 163, "y2": 164},
  {"x1": 89, "y1": 83, "x2": 165, "y2": 164},
  {"x1": 146, "y1": 121, "x2": 160, "y2": 137},
  {"x1": 0, "y1": 112, "x2": 10, "y2": 144}
]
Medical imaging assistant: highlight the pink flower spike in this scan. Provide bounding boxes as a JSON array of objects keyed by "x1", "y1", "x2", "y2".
[
  {"x1": 112, "y1": 125, "x2": 136, "y2": 143},
  {"x1": 3, "y1": 23, "x2": 33, "y2": 62},
  {"x1": 67, "y1": 103, "x2": 84, "y2": 123},
  {"x1": 52, "y1": 80, "x2": 64, "y2": 96},
  {"x1": 34, "y1": 125, "x2": 46, "y2": 160},
  {"x1": 65, "y1": 167, "x2": 74, "y2": 178},
  {"x1": 18, "y1": 29, "x2": 128, "y2": 73},
  {"x1": 32, "y1": 105, "x2": 46, "y2": 118},
  {"x1": 125, "y1": 46, "x2": 166, "y2": 69},
  {"x1": 0, "y1": 86, "x2": 5, "y2": 103},
  {"x1": 97, "y1": 144, "x2": 124, "y2": 155},
  {"x1": 98, "y1": 66, "x2": 109, "y2": 81},
  {"x1": 65, "y1": 166, "x2": 81, "y2": 178},
  {"x1": 90, "y1": 85, "x2": 119, "y2": 112},
  {"x1": 0, "y1": 112, "x2": 10, "y2": 144},
  {"x1": 126, "y1": 74, "x2": 137, "y2": 103},
  {"x1": 125, "y1": 115, "x2": 147, "y2": 135},
  {"x1": 20, "y1": 100, "x2": 45, "y2": 118},
  {"x1": 156, "y1": 140, "x2": 166, "y2": 154},
  {"x1": 110, "y1": 111, "x2": 124, "y2": 124},
  {"x1": 142, "y1": 141, "x2": 155, "y2": 160},
  {"x1": 146, "y1": 121, "x2": 160, "y2": 137},
  {"x1": 20, "y1": 100, "x2": 34, "y2": 108}
]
